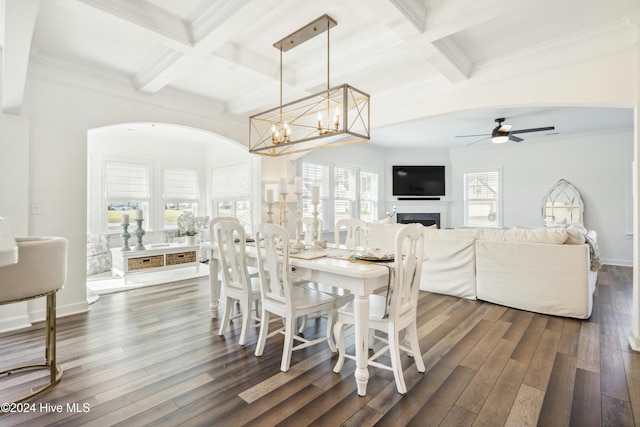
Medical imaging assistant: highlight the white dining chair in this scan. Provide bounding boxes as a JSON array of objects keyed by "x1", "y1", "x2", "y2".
[
  {"x1": 215, "y1": 220, "x2": 261, "y2": 345},
  {"x1": 0, "y1": 237, "x2": 68, "y2": 403},
  {"x1": 333, "y1": 223, "x2": 426, "y2": 394},
  {"x1": 334, "y1": 218, "x2": 367, "y2": 249},
  {"x1": 302, "y1": 217, "x2": 322, "y2": 246},
  {"x1": 254, "y1": 223, "x2": 337, "y2": 372}
]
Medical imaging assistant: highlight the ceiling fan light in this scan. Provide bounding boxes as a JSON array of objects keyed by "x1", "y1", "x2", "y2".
[{"x1": 491, "y1": 135, "x2": 509, "y2": 144}]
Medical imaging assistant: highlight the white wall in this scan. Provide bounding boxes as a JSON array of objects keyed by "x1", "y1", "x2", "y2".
[
  {"x1": 0, "y1": 61, "x2": 248, "y2": 331},
  {"x1": 449, "y1": 128, "x2": 633, "y2": 265}
]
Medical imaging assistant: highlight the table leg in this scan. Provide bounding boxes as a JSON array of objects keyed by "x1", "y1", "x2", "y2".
[
  {"x1": 209, "y1": 252, "x2": 220, "y2": 319},
  {"x1": 353, "y1": 294, "x2": 370, "y2": 396}
]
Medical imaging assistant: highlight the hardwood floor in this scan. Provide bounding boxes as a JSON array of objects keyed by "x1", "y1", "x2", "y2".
[{"x1": 0, "y1": 264, "x2": 638, "y2": 426}]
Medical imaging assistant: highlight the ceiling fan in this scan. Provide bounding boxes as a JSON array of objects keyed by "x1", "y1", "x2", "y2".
[{"x1": 456, "y1": 118, "x2": 555, "y2": 145}]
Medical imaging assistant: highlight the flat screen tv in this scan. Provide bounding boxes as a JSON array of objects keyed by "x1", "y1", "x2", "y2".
[{"x1": 393, "y1": 165, "x2": 445, "y2": 197}]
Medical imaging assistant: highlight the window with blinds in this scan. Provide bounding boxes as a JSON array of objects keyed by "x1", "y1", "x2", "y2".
[
  {"x1": 334, "y1": 166, "x2": 357, "y2": 223},
  {"x1": 302, "y1": 162, "x2": 329, "y2": 223},
  {"x1": 163, "y1": 167, "x2": 199, "y2": 228},
  {"x1": 211, "y1": 163, "x2": 253, "y2": 233},
  {"x1": 301, "y1": 161, "x2": 379, "y2": 229},
  {"x1": 105, "y1": 161, "x2": 150, "y2": 229},
  {"x1": 360, "y1": 171, "x2": 379, "y2": 222},
  {"x1": 211, "y1": 164, "x2": 250, "y2": 201},
  {"x1": 463, "y1": 169, "x2": 501, "y2": 227}
]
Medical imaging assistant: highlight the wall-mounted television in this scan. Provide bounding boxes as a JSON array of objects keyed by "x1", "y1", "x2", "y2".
[{"x1": 392, "y1": 165, "x2": 445, "y2": 197}]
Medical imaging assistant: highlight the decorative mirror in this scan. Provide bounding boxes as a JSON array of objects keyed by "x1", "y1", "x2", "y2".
[{"x1": 542, "y1": 179, "x2": 584, "y2": 225}]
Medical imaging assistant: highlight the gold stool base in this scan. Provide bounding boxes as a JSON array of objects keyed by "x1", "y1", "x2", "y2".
[{"x1": 0, "y1": 364, "x2": 63, "y2": 403}]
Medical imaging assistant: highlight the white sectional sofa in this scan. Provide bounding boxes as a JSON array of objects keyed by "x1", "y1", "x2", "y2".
[{"x1": 366, "y1": 223, "x2": 599, "y2": 319}]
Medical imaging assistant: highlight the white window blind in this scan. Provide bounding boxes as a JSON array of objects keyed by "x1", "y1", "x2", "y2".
[
  {"x1": 334, "y1": 167, "x2": 357, "y2": 200},
  {"x1": 360, "y1": 171, "x2": 378, "y2": 201},
  {"x1": 302, "y1": 162, "x2": 330, "y2": 197},
  {"x1": 105, "y1": 161, "x2": 150, "y2": 199},
  {"x1": 464, "y1": 169, "x2": 500, "y2": 227},
  {"x1": 164, "y1": 167, "x2": 198, "y2": 200},
  {"x1": 211, "y1": 164, "x2": 250, "y2": 200}
]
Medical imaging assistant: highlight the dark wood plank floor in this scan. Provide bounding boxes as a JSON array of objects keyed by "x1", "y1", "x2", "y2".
[{"x1": 0, "y1": 264, "x2": 638, "y2": 426}]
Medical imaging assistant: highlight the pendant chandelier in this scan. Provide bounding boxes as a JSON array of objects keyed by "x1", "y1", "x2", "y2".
[{"x1": 249, "y1": 15, "x2": 370, "y2": 157}]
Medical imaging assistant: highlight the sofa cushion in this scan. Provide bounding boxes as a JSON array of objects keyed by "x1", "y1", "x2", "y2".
[{"x1": 477, "y1": 227, "x2": 568, "y2": 244}]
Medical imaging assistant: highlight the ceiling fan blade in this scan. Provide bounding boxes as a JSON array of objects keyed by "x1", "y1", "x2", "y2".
[
  {"x1": 467, "y1": 136, "x2": 489, "y2": 146},
  {"x1": 455, "y1": 133, "x2": 490, "y2": 138},
  {"x1": 509, "y1": 135, "x2": 524, "y2": 142},
  {"x1": 510, "y1": 126, "x2": 555, "y2": 135}
]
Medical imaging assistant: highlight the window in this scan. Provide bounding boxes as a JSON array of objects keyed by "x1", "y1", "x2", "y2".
[
  {"x1": 105, "y1": 161, "x2": 150, "y2": 229},
  {"x1": 334, "y1": 167, "x2": 357, "y2": 223},
  {"x1": 301, "y1": 161, "x2": 379, "y2": 229},
  {"x1": 211, "y1": 163, "x2": 253, "y2": 233},
  {"x1": 302, "y1": 162, "x2": 330, "y2": 227},
  {"x1": 163, "y1": 167, "x2": 199, "y2": 229},
  {"x1": 463, "y1": 169, "x2": 501, "y2": 227},
  {"x1": 360, "y1": 171, "x2": 378, "y2": 222}
]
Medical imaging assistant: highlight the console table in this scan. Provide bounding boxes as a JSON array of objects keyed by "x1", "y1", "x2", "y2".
[{"x1": 110, "y1": 243, "x2": 200, "y2": 280}]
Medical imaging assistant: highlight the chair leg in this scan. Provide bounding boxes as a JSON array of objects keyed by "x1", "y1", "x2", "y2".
[
  {"x1": 407, "y1": 323, "x2": 425, "y2": 372},
  {"x1": 333, "y1": 320, "x2": 346, "y2": 373},
  {"x1": 388, "y1": 327, "x2": 407, "y2": 394},
  {"x1": 326, "y1": 309, "x2": 336, "y2": 352},
  {"x1": 218, "y1": 296, "x2": 233, "y2": 336},
  {"x1": 298, "y1": 315, "x2": 307, "y2": 333},
  {"x1": 281, "y1": 316, "x2": 296, "y2": 372},
  {"x1": 255, "y1": 310, "x2": 270, "y2": 357},
  {"x1": 239, "y1": 298, "x2": 252, "y2": 346}
]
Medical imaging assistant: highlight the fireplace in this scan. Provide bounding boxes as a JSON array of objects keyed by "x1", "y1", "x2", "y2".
[{"x1": 397, "y1": 212, "x2": 440, "y2": 228}]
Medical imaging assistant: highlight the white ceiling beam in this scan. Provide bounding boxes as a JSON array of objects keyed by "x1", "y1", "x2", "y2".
[
  {"x1": 389, "y1": 0, "x2": 428, "y2": 33},
  {"x1": 135, "y1": 0, "x2": 290, "y2": 94},
  {"x1": 75, "y1": 0, "x2": 191, "y2": 46},
  {"x1": 2, "y1": 0, "x2": 41, "y2": 114},
  {"x1": 429, "y1": 36, "x2": 472, "y2": 83}
]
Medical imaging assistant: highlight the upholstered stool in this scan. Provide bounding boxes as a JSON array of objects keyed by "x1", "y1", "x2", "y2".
[{"x1": 0, "y1": 237, "x2": 68, "y2": 403}]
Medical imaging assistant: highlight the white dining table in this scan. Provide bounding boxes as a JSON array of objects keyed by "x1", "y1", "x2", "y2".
[{"x1": 200, "y1": 241, "x2": 390, "y2": 396}]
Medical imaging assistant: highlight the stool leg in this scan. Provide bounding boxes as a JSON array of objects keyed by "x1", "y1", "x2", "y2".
[{"x1": 46, "y1": 292, "x2": 57, "y2": 383}]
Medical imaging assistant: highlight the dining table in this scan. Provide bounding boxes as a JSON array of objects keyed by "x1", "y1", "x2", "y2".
[{"x1": 200, "y1": 241, "x2": 391, "y2": 396}]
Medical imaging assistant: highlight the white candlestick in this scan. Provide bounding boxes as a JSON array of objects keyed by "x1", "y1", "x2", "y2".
[
  {"x1": 135, "y1": 209, "x2": 143, "y2": 220},
  {"x1": 311, "y1": 186, "x2": 320, "y2": 204},
  {"x1": 294, "y1": 177, "x2": 303, "y2": 194},
  {"x1": 121, "y1": 214, "x2": 129, "y2": 225},
  {"x1": 280, "y1": 178, "x2": 288, "y2": 195},
  {"x1": 266, "y1": 189, "x2": 273, "y2": 204}
]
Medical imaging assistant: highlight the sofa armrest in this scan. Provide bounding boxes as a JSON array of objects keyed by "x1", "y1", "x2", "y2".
[{"x1": 476, "y1": 240, "x2": 593, "y2": 319}]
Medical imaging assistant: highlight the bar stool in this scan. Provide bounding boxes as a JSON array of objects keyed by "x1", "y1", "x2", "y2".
[{"x1": 0, "y1": 237, "x2": 68, "y2": 403}]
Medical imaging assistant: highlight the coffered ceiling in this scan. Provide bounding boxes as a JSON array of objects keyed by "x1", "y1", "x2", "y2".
[{"x1": 2, "y1": 0, "x2": 639, "y2": 150}]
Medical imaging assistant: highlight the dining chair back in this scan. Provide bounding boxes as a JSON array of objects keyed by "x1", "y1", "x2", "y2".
[
  {"x1": 334, "y1": 218, "x2": 366, "y2": 249},
  {"x1": 333, "y1": 223, "x2": 426, "y2": 394},
  {"x1": 254, "y1": 223, "x2": 337, "y2": 371},
  {"x1": 302, "y1": 217, "x2": 322, "y2": 245},
  {"x1": 215, "y1": 220, "x2": 261, "y2": 345}
]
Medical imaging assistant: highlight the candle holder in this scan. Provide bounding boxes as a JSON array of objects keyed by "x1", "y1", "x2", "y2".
[
  {"x1": 266, "y1": 201, "x2": 274, "y2": 224},
  {"x1": 133, "y1": 219, "x2": 146, "y2": 250},
  {"x1": 292, "y1": 190, "x2": 304, "y2": 251},
  {"x1": 280, "y1": 189, "x2": 288, "y2": 229},
  {"x1": 310, "y1": 199, "x2": 322, "y2": 251},
  {"x1": 120, "y1": 223, "x2": 131, "y2": 251}
]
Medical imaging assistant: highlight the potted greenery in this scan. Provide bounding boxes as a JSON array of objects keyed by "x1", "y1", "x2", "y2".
[{"x1": 177, "y1": 212, "x2": 198, "y2": 245}]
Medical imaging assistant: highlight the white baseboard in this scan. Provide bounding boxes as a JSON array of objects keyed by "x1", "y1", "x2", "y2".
[
  {"x1": 601, "y1": 258, "x2": 633, "y2": 267},
  {"x1": 0, "y1": 315, "x2": 31, "y2": 334}
]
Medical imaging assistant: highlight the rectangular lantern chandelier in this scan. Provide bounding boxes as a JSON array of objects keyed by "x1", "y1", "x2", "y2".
[{"x1": 249, "y1": 15, "x2": 370, "y2": 157}]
